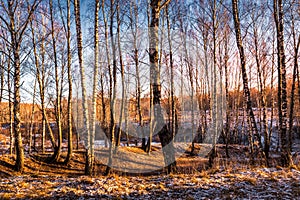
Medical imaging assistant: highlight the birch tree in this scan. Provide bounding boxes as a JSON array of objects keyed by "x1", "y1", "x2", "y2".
[
  {"x1": 149, "y1": 0, "x2": 176, "y2": 173},
  {"x1": 50, "y1": 0, "x2": 63, "y2": 162},
  {"x1": 64, "y1": 0, "x2": 73, "y2": 164},
  {"x1": 115, "y1": 0, "x2": 126, "y2": 152},
  {"x1": 273, "y1": 0, "x2": 293, "y2": 166},
  {"x1": 232, "y1": 0, "x2": 264, "y2": 162},
  {"x1": 0, "y1": 56, "x2": 3, "y2": 102},
  {"x1": 88, "y1": 0, "x2": 101, "y2": 174},
  {"x1": 74, "y1": 0, "x2": 92, "y2": 175},
  {"x1": 105, "y1": 0, "x2": 118, "y2": 176},
  {"x1": 0, "y1": 0, "x2": 41, "y2": 172},
  {"x1": 30, "y1": 12, "x2": 57, "y2": 153},
  {"x1": 287, "y1": 3, "x2": 300, "y2": 153}
]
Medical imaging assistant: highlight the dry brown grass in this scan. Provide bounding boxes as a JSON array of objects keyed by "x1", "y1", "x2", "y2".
[
  {"x1": 0, "y1": 147, "x2": 298, "y2": 199},
  {"x1": 0, "y1": 143, "x2": 297, "y2": 178},
  {"x1": 243, "y1": 176, "x2": 257, "y2": 185}
]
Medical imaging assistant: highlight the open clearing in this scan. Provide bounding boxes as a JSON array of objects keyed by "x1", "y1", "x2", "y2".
[{"x1": 0, "y1": 141, "x2": 299, "y2": 199}]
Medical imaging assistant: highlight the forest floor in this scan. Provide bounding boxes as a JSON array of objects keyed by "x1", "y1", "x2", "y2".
[{"x1": 0, "y1": 133, "x2": 299, "y2": 199}]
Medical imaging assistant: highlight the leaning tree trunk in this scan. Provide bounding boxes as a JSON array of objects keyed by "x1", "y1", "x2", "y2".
[
  {"x1": 232, "y1": 0, "x2": 264, "y2": 162},
  {"x1": 30, "y1": 16, "x2": 56, "y2": 153}
]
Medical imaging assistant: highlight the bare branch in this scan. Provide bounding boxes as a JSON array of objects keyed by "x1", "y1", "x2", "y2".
[
  {"x1": 0, "y1": 15, "x2": 10, "y2": 30},
  {"x1": 159, "y1": 0, "x2": 171, "y2": 12},
  {"x1": 18, "y1": 0, "x2": 42, "y2": 42}
]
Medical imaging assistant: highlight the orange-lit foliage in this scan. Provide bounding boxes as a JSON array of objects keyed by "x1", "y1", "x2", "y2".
[{"x1": 0, "y1": 102, "x2": 55, "y2": 129}]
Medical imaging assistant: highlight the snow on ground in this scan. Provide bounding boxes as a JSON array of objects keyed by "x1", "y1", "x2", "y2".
[{"x1": 0, "y1": 167, "x2": 299, "y2": 199}]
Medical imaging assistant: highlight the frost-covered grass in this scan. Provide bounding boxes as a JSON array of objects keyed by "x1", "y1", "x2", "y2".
[
  {"x1": 0, "y1": 131, "x2": 299, "y2": 199},
  {"x1": 0, "y1": 166, "x2": 299, "y2": 199}
]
